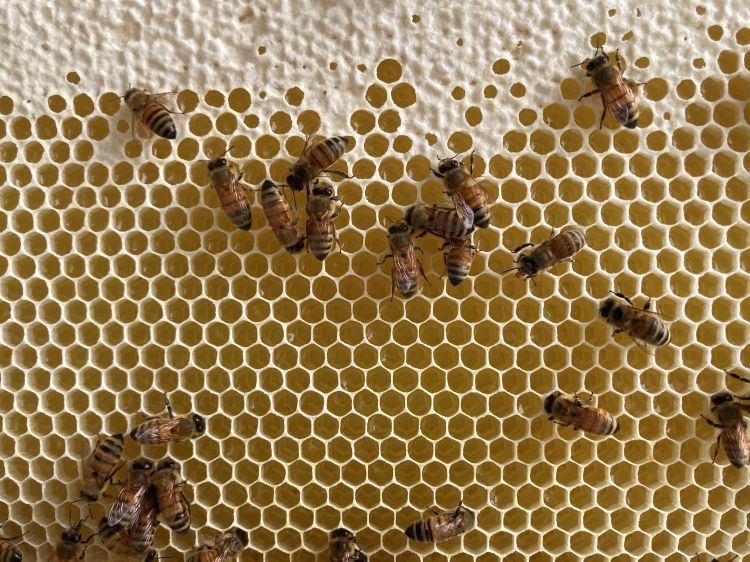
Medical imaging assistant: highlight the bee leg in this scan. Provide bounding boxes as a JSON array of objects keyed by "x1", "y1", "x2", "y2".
[
  {"x1": 711, "y1": 433, "x2": 722, "y2": 464},
  {"x1": 643, "y1": 298, "x2": 652, "y2": 311},
  {"x1": 609, "y1": 291, "x2": 634, "y2": 305},
  {"x1": 418, "y1": 261, "x2": 431, "y2": 286},
  {"x1": 615, "y1": 49, "x2": 622, "y2": 72},
  {"x1": 726, "y1": 369, "x2": 750, "y2": 385},
  {"x1": 164, "y1": 393, "x2": 175, "y2": 418},
  {"x1": 333, "y1": 225, "x2": 342, "y2": 254},
  {"x1": 431, "y1": 168, "x2": 445, "y2": 178},
  {"x1": 577, "y1": 88, "x2": 600, "y2": 101},
  {"x1": 377, "y1": 255, "x2": 393, "y2": 266},
  {"x1": 469, "y1": 151, "x2": 476, "y2": 175},
  {"x1": 323, "y1": 168, "x2": 352, "y2": 180},
  {"x1": 700, "y1": 415, "x2": 723, "y2": 429}
]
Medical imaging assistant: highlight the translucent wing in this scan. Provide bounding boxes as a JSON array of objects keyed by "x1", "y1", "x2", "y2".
[
  {"x1": 451, "y1": 194, "x2": 474, "y2": 229},
  {"x1": 132, "y1": 112, "x2": 153, "y2": 140},
  {"x1": 107, "y1": 484, "x2": 147, "y2": 527},
  {"x1": 723, "y1": 424, "x2": 749, "y2": 467},
  {"x1": 431, "y1": 513, "x2": 464, "y2": 541},
  {"x1": 151, "y1": 92, "x2": 181, "y2": 113},
  {"x1": 392, "y1": 250, "x2": 418, "y2": 295},
  {"x1": 133, "y1": 417, "x2": 182, "y2": 444}
]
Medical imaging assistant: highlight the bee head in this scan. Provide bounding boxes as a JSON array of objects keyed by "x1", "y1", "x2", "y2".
[
  {"x1": 388, "y1": 222, "x2": 409, "y2": 235},
  {"x1": 544, "y1": 392, "x2": 561, "y2": 414},
  {"x1": 9, "y1": 553, "x2": 20, "y2": 562},
  {"x1": 260, "y1": 179, "x2": 277, "y2": 192},
  {"x1": 287, "y1": 239, "x2": 306, "y2": 254},
  {"x1": 79, "y1": 490, "x2": 98, "y2": 502},
  {"x1": 231, "y1": 526, "x2": 250, "y2": 547},
  {"x1": 711, "y1": 392, "x2": 733, "y2": 406},
  {"x1": 132, "y1": 457, "x2": 153, "y2": 472},
  {"x1": 207, "y1": 158, "x2": 227, "y2": 172},
  {"x1": 193, "y1": 414, "x2": 206, "y2": 433},
  {"x1": 123, "y1": 87, "x2": 138, "y2": 101},
  {"x1": 312, "y1": 185, "x2": 333, "y2": 197},
  {"x1": 158, "y1": 458, "x2": 180, "y2": 471},
  {"x1": 61, "y1": 525, "x2": 83, "y2": 543},
  {"x1": 437, "y1": 158, "x2": 462, "y2": 174},
  {"x1": 330, "y1": 527, "x2": 355, "y2": 540},
  {"x1": 585, "y1": 55, "x2": 610, "y2": 74},
  {"x1": 286, "y1": 168, "x2": 309, "y2": 191},
  {"x1": 516, "y1": 256, "x2": 537, "y2": 278},
  {"x1": 599, "y1": 298, "x2": 616, "y2": 319}
]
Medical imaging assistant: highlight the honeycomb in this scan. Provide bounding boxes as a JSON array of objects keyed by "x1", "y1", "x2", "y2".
[{"x1": 1, "y1": 1, "x2": 749, "y2": 560}]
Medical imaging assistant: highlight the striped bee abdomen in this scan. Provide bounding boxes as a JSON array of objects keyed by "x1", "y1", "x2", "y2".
[{"x1": 141, "y1": 102, "x2": 177, "y2": 139}]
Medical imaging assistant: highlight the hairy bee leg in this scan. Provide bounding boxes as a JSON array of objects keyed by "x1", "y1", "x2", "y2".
[
  {"x1": 377, "y1": 255, "x2": 393, "y2": 266},
  {"x1": 431, "y1": 168, "x2": 444, "y2": 178},
  {"x1": 164, "y1": 394, "x2": 175, "y2": 418},
  {"x1": 577, "y1": 88, "x2": 601, "y2": 101},
  {"x1": 511, "y1": 242, "x2": 535, "y2": 254},
  {"x1": 711, "y1": 433, "x2": 721, "y2": 464},
  {"x1": 643, "y1": 298, "x2": 652, "y2": 311},
  {"x1": 418, "y1": 261, "x2": 431, "y2": 286},
  {"x1": 599, "y1": 102, "x2": 607, "y2": 129},
  {"x1": 469, "y1": 151, "x2": 476, "y2": 175},
  {"x1": 322, "y1": 168, "x2": 351, "y2": 179},
  {"x1": 700, "y1": 415, "x2": 723, "y2": 429},
  {"x1": 609, "y1": 291, "x2": 634, "y2": 305},
  {"x1": 726, "y1": 369, "x2": 750, "y2": 385}
]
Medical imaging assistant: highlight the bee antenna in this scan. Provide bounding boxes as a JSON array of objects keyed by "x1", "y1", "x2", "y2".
[
  {"x1": 382, "y1": 216, "x2": 395, "y2": 227},
  {"x1": 222, "y1": 145, "x2": 235, "y2": 157}
]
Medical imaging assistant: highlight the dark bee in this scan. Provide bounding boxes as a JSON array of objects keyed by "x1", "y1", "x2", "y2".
[
  {"x1": 599, "y1": 291, "x2": 671, "y2": 351},
  {"x1": 404, "y1": 204, "x2": 473, "y2": 240},
  {"x1": 544, "y1": 391, "x2": 620, "y2": 436},
  {"x1": 107, "y1": 457, "x2": 154, "y2": 528},
  {"x1": 128, "y1": 486, "x2": 158, "y2": 553},
  {"x1": 287, "y1": 135, "x2": 349, "y2": 191},
  {"x1": 260, "y1": 180, "x2": 304, "y2": 253},
  {"x1": 381, "y1": 221, "x2": 427, "y2": 299},
  {"x1": 432, "y1": 152, "x2": 491, "y2": 229},
  {"x1": 306, "y1": 184, "x2": 343, "y2": 261},
  {"x1": 99, "y1": 518, "x2": 158, "y2": 561},
  {"x1": 186, "y1": 545, "x2": 218, "y2": 562},
  {"x1": 404, "y1": 501, "x2": 475, "y2": 542},
  {"x1": 207, "y1": 150, "x2": 254, "y2": 231},
  {"x1": 130, "y1": 393, "x2": 205, "y2": 445},
  {"x1": 214, "y1": 527, "x2": 249, "y2": 561},
  {"x1": 50, "y1": 516, "x2": 93, "y2": 562},
  {"x1": 502, "y1": 226, "x2": 587, "y2": 281},
  {"x1": 124, "y1": 88, "x2": 182, "y2": 140},
  {"x1": 329, "y1": 528, "x2": 367, "y2": 562},
  {"x1": 701, "y1": 370, "x2": 750, "y2": 468},
  {"x1": 0, "y1": 524, "x2": 23, "y2": 562},
  {"x1": 151, "y1": 459, "x2": 191, "y2": 534},
  {"x1": 573, "y1": 41, "x2": 643, "y2": 129},
  {"x1": 443, "y1": 237, "x2": 477, "y2": 286},
  {"x1": 79, "y1": 433, "x2": 124, "y2": 502}
]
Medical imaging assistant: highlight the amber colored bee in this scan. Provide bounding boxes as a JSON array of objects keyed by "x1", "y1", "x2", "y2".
[
  {"x1": 128, "y1": 486, "x2": 158, "y2": 553},
  {"x1": 107, "y1": 457, "x2": 155, "y2": 528},
  {"x1": 404, "y1": 501, "x2": 475, "y2": 542},
  {"x1": 404, "y1": 204, "x2": 473, "y2": 240},
  {"x1": 432, "y1": 152, "x2": 491, "y2": 230},
  {"x1": 124, "y1": 88, "x2": 182, "y2": 140},
  {"x1": 381, "y1": 221, "x2": 427, "y2": 299},
  {"x1": 207, "y1": 149, "x2": 254, "y2": 231},
  {"x1": 573, "y1": 42, "x2": 643, "y2": 129},
  {"x1": 544, "y1": 391, "x2": 620, "y2": 436},
  {"x1": 599, "y1": 291, "x2": 671, "y2": 351},
  {"x1": 79, "y1": 433, "x2": 125, "y2": 502},
  {"x1": 151, "y1": 459, "x2": 191, "y2": 534},
  {"x1": 130, "y1": 393, "x2": 206, "y2": 445},
  {"x1": 50, "y1": 516, "x2": 94, "y2": 562},
  {"x1": 502, "y1": 226, "x2": 587, "y2": 281},
  {"x1": 286, "y1": 135, "x2": 349, "y2": 191},
  {"x1": 260, "y1": 180, "x2": 305, "y2": 253},
  {"x1": 0, "y1": 525, "x2": 23, "y2": 562},
  {"x1": 701, "y1": 370, "x2": 750, "y2": 468},
  {"x1": 214, "y1": 527, "x2": 249, "y2": 561},
  {"x1": 99, "y1": 517, "x2": 159, "y2": 561},
  {"x1": 186, "y1": 545, "x2": 218, "y2": 562},
  {"x1": 329, "y1": 528, "x2": 367, "y2": 562},
  {"x1": 443, "y1": 238, "x2": 477, "y2": 286},
  {"x1": 306, "y1": 184, "x2": 343, "y2": 261}
]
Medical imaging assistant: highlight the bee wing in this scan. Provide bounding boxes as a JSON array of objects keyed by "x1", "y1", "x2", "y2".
[
  {"x1": 134, "y1": 417, "x2": 183, "y2": 443},
  {"x1": 431, "y1": 513, "x2": 464, "y2": 541},
  {"x1": 107, "y1": 484, "x2": 147, "y2": 527},
  {"x1": 600, "y1": 74, "x2": 639, "y2": 125},
  {"x1": 451, "y1": 194, "x2": 474, "y2": 229},
  {"x1": 723, "y1": 424, "x2": 749, "y2": 466},
  {"x1": 150, "y1": 92, "x2": 181, "y2": 113},
  {"x1": 132, "y1": 114, "x2": 154, "y2": 140}
]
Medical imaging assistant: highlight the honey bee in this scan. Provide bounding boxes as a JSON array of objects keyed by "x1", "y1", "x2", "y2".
[
  {"x1": 107, "y1": 457, "x2": 155, "y2": 528},
  {"x1": 128, "y1": 487, "x2": 158, "y2": 553},
  {"x1": 404, "y1": 501, "x2": 475, "y2": 542},
  {"x1": 123, "y1": 88, "x2": 182, "y2": 140},
  {"x1": 380, "y1": 221, "x2": 428, "y2": 299},
  {"x1": 186, "y1": 545, "x2": 217, "y2": 562},
  {"x1": 599, "y1": 291, "x2": 671, "y2": 351},
  {"x1": 79, "y1": 433, "x2": 125, "y2": 502},
  {"x1": 306, "y1": 184, "x2": 343, "y2": 261},
  {"x1": 432, "y1": 152, "x2": 491, "y2": 230},
  {"x1": 502, "y1": 226, "x2": 587, "y2": 281},
  {"x1": 0, "y1": 524, "x2": 23, "y2": 562},
  {"x1": 329, "y1": 528, "x2": 367, "y2": 562},
  {"x1": 701, "y1": 370, "x2": 750, "y2": 468},
  {"x1": 442, "y1": 238, "x2": 477, "y2": 286},
  {"x1": 573, "y1": 41, "x2": 643, "y2": 129},
  {"x1": 49, "y1": 516, "x2": 93, "y2": 562},
  {"x1": 544, "y1": 391, "x2": 620, "y2": 436},
  {"x1": 130, "y1": 393, "x2": 206, "y2": 445},
  {"x1": 207, "y1": 149, "x2": 254, "y2": 231},
  {"x1": 286, "y1": 136, "x2": 349, "y2": 191},
  {"x1": 214, "y1": 527, "x2": 249, "y2": 561},
  {"x1": 404, "y1": 204, "x2": 473, "y2": 240},
  {"x1": 260, "y1": 180, "x2": 305, "y2": 253},
  {"x1": 99, "y1": 517, "x2": 158, "y2": 561},
  {"x1": 151, "y1": 459, "x2": 191, "y2": 534}
]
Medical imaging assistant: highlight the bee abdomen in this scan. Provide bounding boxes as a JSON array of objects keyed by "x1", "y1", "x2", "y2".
[
  {"x1": 471, "y1": 206, "x2": 491, "y2": 228},
  {"x1": 224, "y1": 205, "x2": 252, "y2": 231},
  {"x1": 446, "y1": 262, "x2": 469, "y2": 286},
  {"x1": 404, "y1": 520, "x2": 432, "y2": 542},
  {"x1": 310, "y1": 136, "x2": 347, "y2": 168},
  {"x1": 141, "y1": 103, "x2": 176, "y2": 139}
]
